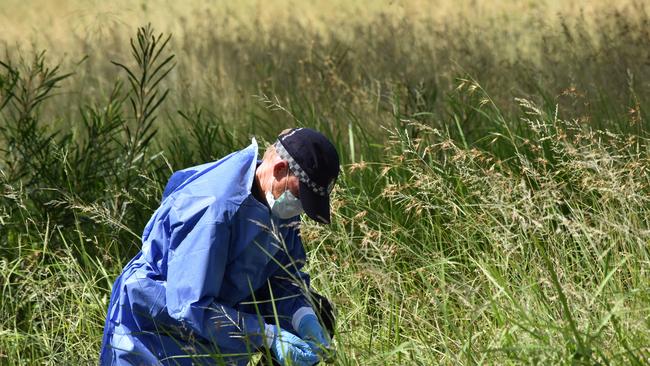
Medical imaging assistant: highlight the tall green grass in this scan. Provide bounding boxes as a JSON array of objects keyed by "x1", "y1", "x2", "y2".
[{"x1": 1, "y1": 5, "x2": 649, "y2": 365}]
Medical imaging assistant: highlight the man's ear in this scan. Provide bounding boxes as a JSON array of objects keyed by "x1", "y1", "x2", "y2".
[{"x1": 272, "y1": 160, "x2": 289, "y2": 179}]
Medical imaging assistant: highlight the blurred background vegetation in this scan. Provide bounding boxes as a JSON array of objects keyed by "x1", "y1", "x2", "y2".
[{"x1": 1, "y1": 0, "x2": 648, "y2": 364}]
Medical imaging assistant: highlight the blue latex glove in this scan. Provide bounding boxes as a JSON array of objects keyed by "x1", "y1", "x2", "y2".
[
  {"x1": 266, "y1": 324, "x2": 319, "y2": 366},
  {"x1": 297, "y1": 314, "x2": 332, "y2": 357}
]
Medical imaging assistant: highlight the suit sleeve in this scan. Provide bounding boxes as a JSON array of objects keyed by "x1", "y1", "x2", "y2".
[
  {"x1": 265, "y1": 225, "x2": 314, "y2": 332},
  {"x1": 165, "y1": 200, "x2": 267, "y2": 354}
]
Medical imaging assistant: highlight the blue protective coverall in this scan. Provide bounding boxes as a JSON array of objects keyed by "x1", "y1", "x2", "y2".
[{"x1": 99, "y1": 139, "x2": 312, "y2": 365}]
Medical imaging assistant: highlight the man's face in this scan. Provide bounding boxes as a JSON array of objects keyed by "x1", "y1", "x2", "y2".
[{"x1": 271, "y1": 160, "x2": 301, "y2": 200}]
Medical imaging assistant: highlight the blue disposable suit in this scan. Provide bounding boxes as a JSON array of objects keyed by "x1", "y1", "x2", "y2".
[{"x1": 100, "y1": 139, "x2": 313, "y2": 365}]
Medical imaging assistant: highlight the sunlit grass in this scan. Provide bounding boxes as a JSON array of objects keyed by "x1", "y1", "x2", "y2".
[{"x1": 1, "y1": 2, "x2": 649, "y2": 365}]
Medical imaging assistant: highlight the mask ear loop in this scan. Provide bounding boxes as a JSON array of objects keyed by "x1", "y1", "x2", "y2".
[{"x1": 283, "y1": 167, "x2": 290, "y2": 193}]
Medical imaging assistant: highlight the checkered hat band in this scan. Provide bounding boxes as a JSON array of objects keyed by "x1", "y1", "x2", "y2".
[{"x1": 274, "y1": 141, "x2": 329, "y2": 197}]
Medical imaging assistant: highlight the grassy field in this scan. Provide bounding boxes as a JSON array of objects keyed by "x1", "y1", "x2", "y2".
[{"x1": 1, "y1": 1, "x2": 649, "y2": 364}]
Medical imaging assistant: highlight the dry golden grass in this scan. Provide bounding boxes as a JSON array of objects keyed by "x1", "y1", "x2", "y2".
[{"x1": 1, "y1": 0, "x2": 642, "y2": 53}]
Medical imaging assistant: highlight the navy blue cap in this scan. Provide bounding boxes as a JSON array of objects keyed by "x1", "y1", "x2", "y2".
[{"x1": 274, "y1": 128, "x2": 340, "y2": 224}]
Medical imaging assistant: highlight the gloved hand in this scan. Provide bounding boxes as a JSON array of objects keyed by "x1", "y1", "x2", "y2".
[
  {"x1": 265, "y1": 324, "x2": 319, "y2": 366},
  {"x1": 297, "y1": 313, "x2": 333, "y2": 360}
]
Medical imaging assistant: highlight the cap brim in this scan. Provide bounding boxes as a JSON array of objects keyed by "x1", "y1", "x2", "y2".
[{"x1": 299, "y1": 181, "x2": 331, "y2": 224}]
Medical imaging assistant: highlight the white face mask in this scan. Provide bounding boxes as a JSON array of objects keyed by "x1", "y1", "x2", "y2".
[{"x1": 266, "y1": 177, "x2": 304, "y2": 219}]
